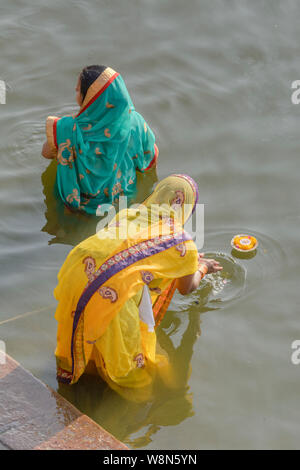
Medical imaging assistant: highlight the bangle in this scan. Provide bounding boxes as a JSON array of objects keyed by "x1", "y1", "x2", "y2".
[{"x1": 198, "y1": 263, "x2": 208, "y2": 279}]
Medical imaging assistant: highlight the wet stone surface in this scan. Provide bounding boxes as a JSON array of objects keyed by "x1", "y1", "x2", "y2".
[{"x1": 0, "y1": 354, "x2": 128, "y2": 450}]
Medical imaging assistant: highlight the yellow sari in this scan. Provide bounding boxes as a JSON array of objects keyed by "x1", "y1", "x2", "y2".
[{"x1": 54, "y1": 174, "x2": 204, "y2": 398}]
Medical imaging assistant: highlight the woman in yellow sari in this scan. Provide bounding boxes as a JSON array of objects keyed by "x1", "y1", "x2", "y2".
[{"x1": 54, "y1": 174, "x2": 222, "y2": 399}]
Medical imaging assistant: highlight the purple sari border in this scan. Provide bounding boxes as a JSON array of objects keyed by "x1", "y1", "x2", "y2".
[
  {"x1": 69, "y1": 231, "x2": 192, "y2": 381},
  {"x1": 57, "y1": 375, "x2": 72, "y2": 384}
]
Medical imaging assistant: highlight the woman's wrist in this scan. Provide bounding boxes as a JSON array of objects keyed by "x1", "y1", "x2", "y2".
[{"x1": 198, "y1": 263, "x2": 208, "y2": 278}]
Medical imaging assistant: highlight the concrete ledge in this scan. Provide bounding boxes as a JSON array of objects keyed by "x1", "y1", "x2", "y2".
[{"x1": 0, "y1": 353, "x2": 128, "y2": 450}]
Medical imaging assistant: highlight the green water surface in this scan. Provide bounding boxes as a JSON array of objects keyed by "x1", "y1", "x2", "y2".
[{"x1": 0, "y1": 0, "x2": 299, "y2": 449}]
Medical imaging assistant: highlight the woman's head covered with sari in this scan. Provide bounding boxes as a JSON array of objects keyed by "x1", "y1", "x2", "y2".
[
  {"x1": 77, "y1": 65, "x2": 107, "y2": 105},
  {"x1": 101, "y1": 173, "x2": 199, "y2": 242},
  {"x1": 143, "y1": 173, "x2": 198, "y2": 224},
  {"x1": 46, "y1": 65, "x2": 158, "y2": 214}
]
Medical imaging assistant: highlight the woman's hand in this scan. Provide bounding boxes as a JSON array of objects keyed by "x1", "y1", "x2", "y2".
[
  {"x1": 198, "y1": 257, "x2": 223, "y2": 275},
  {"x1": 177, "y1": 254, "x2": 223, "y2": 295}
]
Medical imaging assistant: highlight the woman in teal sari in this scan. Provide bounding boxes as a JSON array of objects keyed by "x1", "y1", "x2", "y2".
[{"x1": 42, "y1": 65, "x2": 158, "y2": 214}]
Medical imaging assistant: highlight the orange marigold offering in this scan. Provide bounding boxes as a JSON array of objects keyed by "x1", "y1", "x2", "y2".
[{"x1": 231, "y1": 234, "x2": 258, "y2": 252}]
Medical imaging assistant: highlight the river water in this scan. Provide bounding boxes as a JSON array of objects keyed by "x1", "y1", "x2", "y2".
[{"x1": 0, "y1": 0, "x2": 299, "y2": 449}]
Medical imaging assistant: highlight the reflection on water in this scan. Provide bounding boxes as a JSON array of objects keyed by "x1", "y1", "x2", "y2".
[
  {"x1": 54, "y1": 240, "x2": 252, "y2": 448},
  {"x1": 204, "y1": 229, "x2": 287, "y2": 291},
  {"x1": 197, "y1": 252, "x2": 246, "y2": 308},
  {"x1": 58, "y1": 308, "x2": 203, "y2": 449},
  {"x1": 41, "y1": 160, "x2": 158, "y2": 246},
  {"x1": 41, "y1": 160, "x2": 99, "y2": 246}
]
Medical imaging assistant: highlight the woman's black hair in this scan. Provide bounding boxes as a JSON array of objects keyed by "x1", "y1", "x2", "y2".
[{"x1": 79, "y1": 65, "x2": 107, "y2": 101}]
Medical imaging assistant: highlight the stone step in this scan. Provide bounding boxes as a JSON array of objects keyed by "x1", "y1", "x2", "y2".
[{"x1": 0, "y1": 353, "x2": 128, "y2": 450}]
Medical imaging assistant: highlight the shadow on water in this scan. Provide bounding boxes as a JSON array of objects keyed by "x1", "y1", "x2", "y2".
[{"x1": 41, "y1": 159, "x2": 158, "y2": 246}]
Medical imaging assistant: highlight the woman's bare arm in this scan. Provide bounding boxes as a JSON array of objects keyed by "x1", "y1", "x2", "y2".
[
  {"x1": 41, "y1": 141, "x2": 55, "y2": 159},
  {"x1": 177, "y1": 270, "x2": 204, "y2": 295},
  {"x1": 177, "y1": 258, "x2": 223, "y2": 295}
]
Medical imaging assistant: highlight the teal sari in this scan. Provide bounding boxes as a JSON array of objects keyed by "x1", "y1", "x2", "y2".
[{"x1": 46, "y1": 67, "x2": 158, "y2": 214}]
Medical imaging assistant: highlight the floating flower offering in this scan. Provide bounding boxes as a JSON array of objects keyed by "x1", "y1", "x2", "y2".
[{"x1": 231, "y1": 234, "x2": 258, "y2": 252}]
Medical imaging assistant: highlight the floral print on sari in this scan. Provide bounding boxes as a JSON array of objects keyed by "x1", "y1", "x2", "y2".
[{"x1": 47, "y1": 68, "x2": 158, "y2": 214}]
